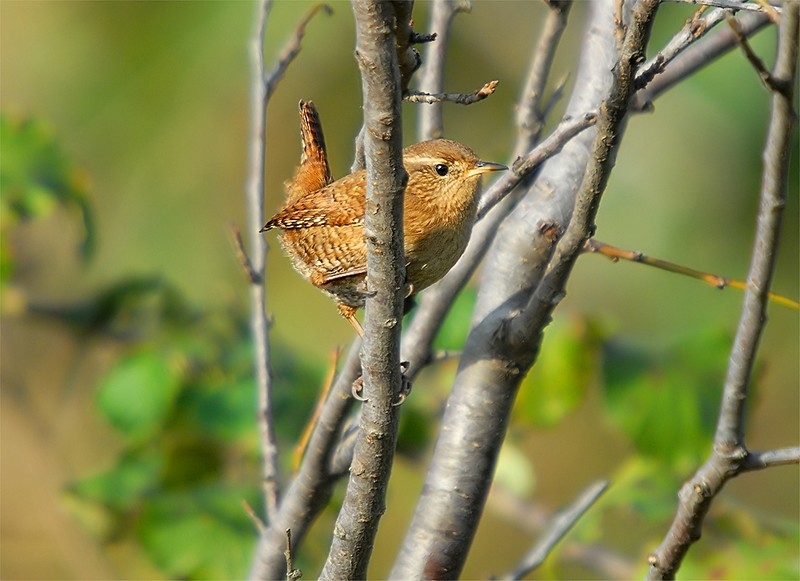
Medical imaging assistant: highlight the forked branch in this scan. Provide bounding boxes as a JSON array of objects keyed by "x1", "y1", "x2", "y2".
[{"x1": 647, "y1": 4, "x2": 799, "y2": 578}]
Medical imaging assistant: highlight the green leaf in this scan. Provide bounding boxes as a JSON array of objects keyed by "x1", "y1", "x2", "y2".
[
  {"x1": 396, "y1": 405, "x2": 433, "y2": 457},
  {"x1": 68, "y1": 449, "x2": 162, "y2": 511},
  {"x1": 494, "y1": 441, "x2": 536, "y2": 498},
  {"x1": 432, "y1": 287, "x2": 477, "y2": 351},
  {"x1": 96, "y1": 349, "x2": 184, "y2": 440},
  {"x1": 0, "y1": 113, "x2": 95, "y2": 257},
  {"x1": 136, "y1": 484, "x2": 259, "y2": 580},
  {"x1": 602, "y1": 328, "x2": 730, "y2": 469},
  {"x1": 193, "y1": 377, "x2": 258, "y2": 446},
  {"x1": 514, "y1": 316, "x2": 601, "y2": 427}
]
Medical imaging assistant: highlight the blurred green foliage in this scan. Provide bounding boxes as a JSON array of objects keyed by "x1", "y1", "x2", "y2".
[{"x1": 0, "y1": 114, "x2": 95, "y2": 284}]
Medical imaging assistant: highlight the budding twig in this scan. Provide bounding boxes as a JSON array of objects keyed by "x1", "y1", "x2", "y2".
[
  {"x1": 661, "y1": 0, "x2": 781, "y2": 14},
  {"x1": 404, "y1": 79, "x2": 499, "y2": 104},
  {"x1": 584, "y1": 238, "x2": 800, "y2": 310}
]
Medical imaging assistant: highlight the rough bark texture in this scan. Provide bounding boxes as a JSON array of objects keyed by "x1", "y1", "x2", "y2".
[{"x1": 319, "y1": 1, "x2": 407, "y2": 579}]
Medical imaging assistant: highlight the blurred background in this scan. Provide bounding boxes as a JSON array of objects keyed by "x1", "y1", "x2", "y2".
[{"x1": 2, "y1": 1, "x2": 797, "y2": 579}]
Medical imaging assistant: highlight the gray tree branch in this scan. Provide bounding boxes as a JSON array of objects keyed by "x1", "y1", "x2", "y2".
[
  {"x1": 249, "y1": 341, "x2": 361, "y2": 580},
  {"x1": 501, "y1": 480, "x2": 609, "y2": 581},
  {"x1": 390, "y1": 0, "x2": 662, "y2": 576},
  {"x1": 318, "y1": 1, "x2": 407, "y2": 578},
  {"x1": 647, "y1": 3, "x2": 799, "y2": 578},
  {"x1": 247, "y1": 0, "x2": 277, "y2": 527},
  {"x1": 416, "y1": 0, "x2": 473, "y2": 141},
  {"x1": 633, "y1": 10, "x2": 770, "y2": 110}
]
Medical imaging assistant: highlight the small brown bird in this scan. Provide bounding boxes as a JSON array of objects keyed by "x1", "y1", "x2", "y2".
[{"x1": 262, "y1": 101, "x2": 506, "y2": 335}]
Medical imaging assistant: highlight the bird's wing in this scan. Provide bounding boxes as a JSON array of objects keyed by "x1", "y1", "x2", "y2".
[{"x1": 264, "y1": 175, "x2": 365, "y2": 231}]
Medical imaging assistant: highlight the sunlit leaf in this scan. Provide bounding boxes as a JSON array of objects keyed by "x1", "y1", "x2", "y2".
[
  {"x1": 0, "y1": 113, "x2": 95, "y2": 257},
  {"x1": 136, "y1": 484, "x2": 259, "y2": 580},
  {"x1": 96, "y1": 350, "x2": 184, "y2": 440},
  {"x1": 514, "y1": 316, "x2": 602, "y2": 427},
  {"x1": 602, "y1": 328, "x2": 731, "y2": 470},
  {"x1": 494, "y1": 441, "x2": 536, "y2": 498},
  {"x1": 68, "y1": 449, "x2": 162, "y2": 511},
  {"x1": 432, "y1": 287, "x2": 477, "y2": 351}
]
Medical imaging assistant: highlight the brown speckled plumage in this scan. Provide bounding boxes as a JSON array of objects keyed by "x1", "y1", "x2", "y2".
[{"x1": 262, "y1": 101, "x2": 506, "y2": 334}]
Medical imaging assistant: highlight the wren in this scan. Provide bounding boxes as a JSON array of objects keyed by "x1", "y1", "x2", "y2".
[{"x1": 262, "y1": 101, "x2": 506, "y2": 335}]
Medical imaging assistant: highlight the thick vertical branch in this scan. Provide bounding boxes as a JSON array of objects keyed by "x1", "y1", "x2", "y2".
[
  {"x1": 401, "y1": 0, "x2": 576, "y2": 376},
  {"x1": 319, "y1": 1, "x2": 407, "y2": 579},
  {"x1": 648, "y1": 4, "x2": 798, "y2": 578},
  {"x1": 391, "y1": 0, "x2": 661, "y2": 577}
]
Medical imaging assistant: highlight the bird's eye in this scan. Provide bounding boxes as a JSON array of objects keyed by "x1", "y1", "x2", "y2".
[{"x1": 434, "y1": 164, "x2": 449, "y2": 176}]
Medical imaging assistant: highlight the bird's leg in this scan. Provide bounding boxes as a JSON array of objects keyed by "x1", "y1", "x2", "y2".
[
  {"x1": 393, "y1": 361, "x2": 412, "y2": 406},
  {"x1": 337, "y1": 304, "x2": 364, "y2": 337},
  {"x1": 351, "y1": 362, "x2": 412, "y2": 404}
]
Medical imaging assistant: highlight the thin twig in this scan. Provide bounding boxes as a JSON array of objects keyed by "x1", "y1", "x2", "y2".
[
  {"x1": 635, "y1": 0, "x2": 761, "y2": 92},
  {"x1": 264, "y1": 3, "x2": 333, "y2": 101},
  {"x1": 514, "y1": 0, "x2": 573, "y2": 159},
  {"x1": 662, "y1": 0, "x2": 780, "y2": 13},
  {"x1": 229, "y1": 222, "x2": 260, "y2": 284},
  {"x1": 647, "y1": 4, "x2": 798, "y2": 577},
  {"x1": 632, "y1": 11, "x2": 770, "y2": 110},
  {"x1": 476, "y1": 111, "x2": 598, "y2": 220},
  {"x1": 584, "y1": 238, "x2": 799, "y2": 310},
  {"x1": 246, "y1": 0, "x2": 280, "y2": 525},
  {"x1": 741, "y1": 446, "x2": 800, "y2": 471},
  {"x1": 291, "y1": 346, "x2": 341, "y2": 471},
  {"x1": 404, "y1": 79, "x2": 499, "y2": 104},
  {"x1": 490, "y1": 487, "x2": 636, "y2": 579},
  {"x1": 244, "y1": 500, "x2": 268, "y2": 536},
  {"x1": 416, "y1": 0, "x2": 473, "y2": 140},
  {"x1": 284, "y1": 529, "x2": 302, "y2": 580},
  {"x1": 728, "y1": 15, "x2": 777, "y2": 89},
  {"x1": 502, "y1": 480, "x2": 609, "y2": 581}
]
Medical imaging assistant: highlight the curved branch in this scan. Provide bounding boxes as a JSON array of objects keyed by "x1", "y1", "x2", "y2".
[
  {"x1": 390, "y1": 0, "x2": 662, "y2": 576},
  {"x1": 249, "y1": 341, "x2": 361, "y2": 579},
  {"x1": 647, "y1": 4, "x2": 798, "y2": 578}
]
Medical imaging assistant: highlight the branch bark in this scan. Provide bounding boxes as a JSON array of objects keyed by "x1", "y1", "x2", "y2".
[
  {"x1": 647, "y1": 3, "x2": 799, "y2": 578},
  {"x1": 246, "y1": 0, "x2": 279, "y2": 526},
  {"x1": 416, "y1": 0, "x2": 473, "y2": 140},
  {"x1": 318, "y1": 1, "x2": 407, "y2": 578},
  {"x1": 390, "y1": 0, "x2": 661, "y2": 577}
]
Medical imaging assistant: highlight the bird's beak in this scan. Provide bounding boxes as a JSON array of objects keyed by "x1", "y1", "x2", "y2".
[{"x1": 467, "y1": 160, "x2": 507, "y2": 178}]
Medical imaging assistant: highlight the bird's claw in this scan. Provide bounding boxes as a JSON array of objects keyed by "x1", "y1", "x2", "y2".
[
  {"x1": 351, "y1": 361, "x2": 412, "y2": 405},
  {"x1": 392, "y1": 361, "x2": 413, "y2": 406},
  {"x1": 351, "y1": 376, "x2": 368, "y2": 401}
]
